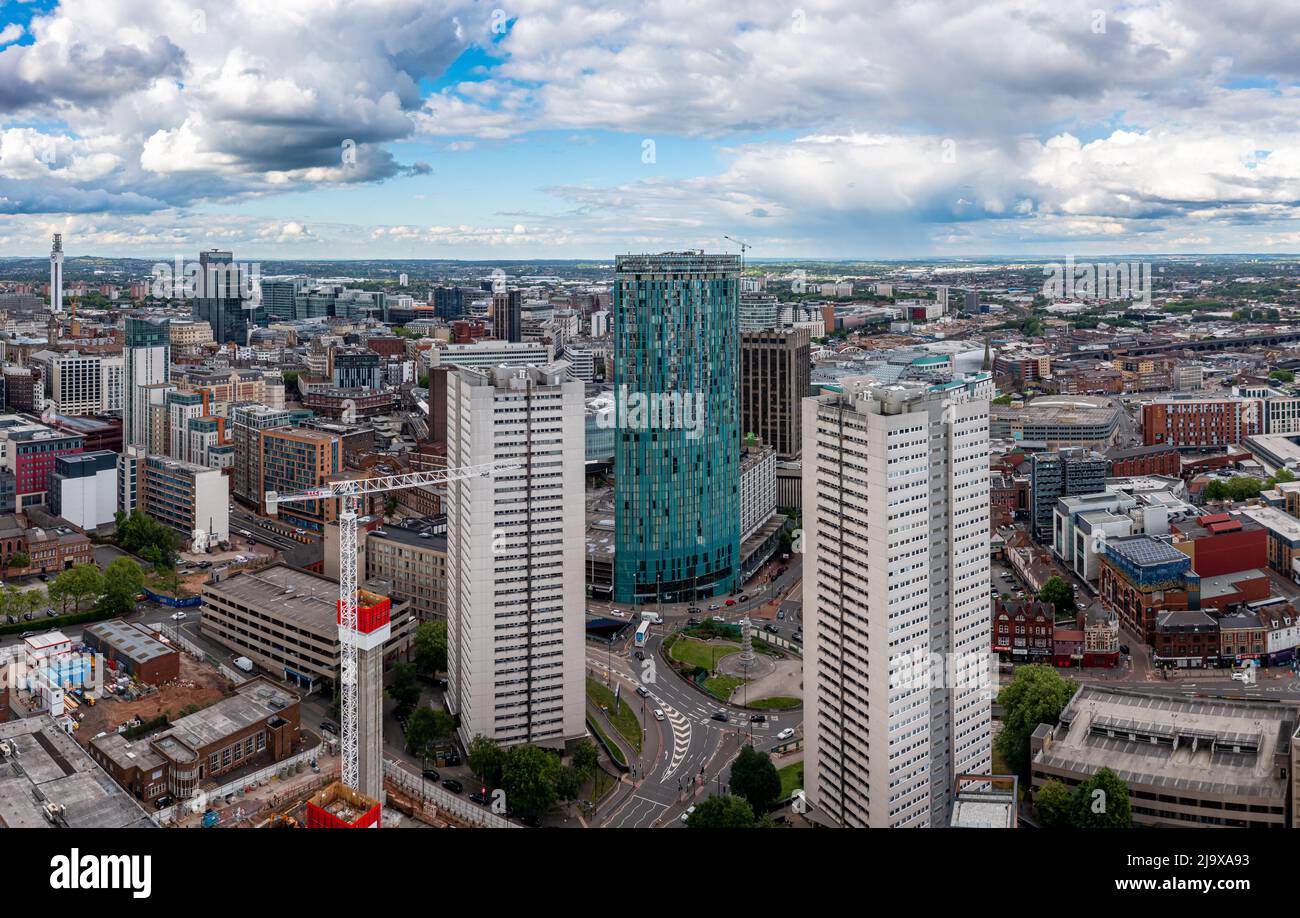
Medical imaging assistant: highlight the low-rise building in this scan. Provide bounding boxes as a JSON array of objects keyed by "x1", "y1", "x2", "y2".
[
  {"x1": 1031, "y1": 684, "x2": 1296, "y2": 828},
  {"x1": 1153, "y1": 610, "x2": 1219, "y2": 668},
  {"x1": 81, "y1": 619, "x2": 180, "y2": 684}
]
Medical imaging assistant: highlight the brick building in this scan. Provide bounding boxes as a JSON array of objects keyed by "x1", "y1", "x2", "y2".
[
  {"x1": 992, "y1": 599, "x2": 1054, "y2": 661},
  {"x1": 1171, "y1": 513, "x2": 1267, "y2": 578},
  {"x1": 81, "y1": 619, "x2": 181, "y2": 684},
  {"x1": 1105, "y1": 443, "x2": 1180, "y2": 478},
  {"x1": 1152, "y1": 610, "x2": 1219, "y2": 668},
  {"x1": 1143, "y1": 397, "x2": 1262, "y2": 449}
]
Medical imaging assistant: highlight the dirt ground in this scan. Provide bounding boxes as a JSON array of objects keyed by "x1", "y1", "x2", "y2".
[{"x1": 74, "y1": 655, "x2": 233, "y2": 747}]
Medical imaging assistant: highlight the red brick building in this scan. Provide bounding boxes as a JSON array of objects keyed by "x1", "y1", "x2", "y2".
[
  {"x1": 1105, "y1": 443, "x2": 1180, "y2": 478},
  {"x1": 1143, "y1": 397, "x2": 1261, "y2": 449},
  {"x1": 992, "y1": 599, "x2": 1054, "y2": 661},
  {"x1": 1172, "y1": 513, "x2": 1267, "y2": 578},
  {"x1": 1152, "y1": 610, "x2": 1220, "y2": 668}
]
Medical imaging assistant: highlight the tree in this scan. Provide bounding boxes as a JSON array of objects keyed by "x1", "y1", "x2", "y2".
[
  {"x1": 500, "y1": 743, "x2": 561, "y2": 821},
  {"x1": 50, "y1": 564, "x2": 104, "y2": 613},
  {"x1": 995, "y1": 664, "x2": 1077, "y2": 778},
  {"x1": 7, "y1": 552, "x2": 29, "y2": 570},
  {"x1": 1270, "y1": 368, "x2": 1294, "y2": 384},
  {"x1": 1267, "y1": 468, "x2": 1297, "y2": 488},
  {"x1": 99, "y1": 557, "x2": 145, "y2": 616},
  {"x1": 729, "y1": 745, "x2": 782, "y2": 813},
  {"x1": 1069, "y1": 767, "x2": 1132, "y2": 828},
  {"x1": 467, "y1": 735, "x2": 505, "y2": 788},
  {"x1": 115, "y1": 510, "x2": 178, "y2": 568},
  {"x1": 1036, "y1": 576, "x2": 1076, "y2": 617},
  {"x1": 555, "y1": 766, "x2": 582, "y2": 801},
  {"x1": 1203, "y1": 480, "x2": 1230, "y2": 502},
  {"x1": 1034, "y1": 778, "x2": 1073, "y2": 827},
  {"x1": 1227, "y1": 476, "x2": 1262, "y2": 501},
  {"x1": 383, "y1": 495, "x2": 398, "y2": 517},
  {"x1": 387, "y1": 662, "x2": 420, "y2": 716},
  {"x1": 686, "y1": 794, "x2": 756, "y2": 828},
  {"x1": 570, "y1": 739, "x2": 599, "y2": 782},
  {"x1": 404, "y1": 706, "x2": 446, "y2": 759},
  {"x1": 413, "y1": 620, "x2": 448, "y2": 676}
]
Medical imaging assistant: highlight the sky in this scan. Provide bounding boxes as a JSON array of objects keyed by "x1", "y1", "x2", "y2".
[{"x1": 1, "y1": 0, "x2": 1300, "y2": 260}]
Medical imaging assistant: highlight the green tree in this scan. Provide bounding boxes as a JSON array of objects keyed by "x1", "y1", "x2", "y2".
[
  {"x1": 1269, "y1": 368, "x2": 1294, "y2": 384},
  {"x1": 404, "y1": 706, "x2": 438, "y2": 759},
  {"x1": 1203, "y1": 480, "x2": 1230, "y2": 502},
  {"x1": 995, "y1": 664, "x2": 1077, "y2": 779},
  {"x1": 384, "y1": 495, "x2": 397, "y2": 516},
  {"x1": 8, "y1": 552, "x2": 29, "y2": 570},
  {"x1": 1036, "y1": 576, "x2": 1076, "y2": 617},
  {"x1": 1035, "y1": 778, "x2": 1073, "y2": 827},
  {"x1": 555, "y1": 766, "x2": 582, "y2": 801},
  {"x1": 99, "y1": 556, "x2": 145, "y2": 616},
  {"x1": 467, "y1": 735, "x2": 505, "y2": 788},
  {"x1": 387, "y1": 662, "x2": 421, "y2": 717},
  {"x1": 1227, "y1": 476, "x2": 1262, "y2": 501},
  {"x1": 570, "y1": 739, "x2": 599, "y2": 781},
  {"x1": 729, "y1": 745, "x2": 782, "y2": 813},
  {"x1": 50, "y1": 564, "x2": 104, "y2": 613},
  {"x1": 413, "y1": 620, "x2": 448, "y2": 676},
  {"x1": 115, "y1": 510, "x2": 178, "y2": 568},
  {"x1": 1267, "y1": 468, "x2": 1297, "y2": 487},
  {"x1": 686, "y1": 794, "x2": 756, "y2": 828},
  {"x1": 501, "y1": 743, "x2": 561, "y2": 821},
  {"x1": 1069, "y1": 767, "x2": 1132, "y2": 828}
]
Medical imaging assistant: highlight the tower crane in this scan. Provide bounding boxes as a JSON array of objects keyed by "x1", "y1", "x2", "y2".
[{"x1": 265, "y1": 461, "x2": 517, "y2": 791}]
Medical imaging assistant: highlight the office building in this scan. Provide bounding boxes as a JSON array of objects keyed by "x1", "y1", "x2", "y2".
[
  {"x1": 492, "y1": 288, "x2": 522, "y2": 343},
  {"x1": 0, "y1": 419, "x2": 83, "y2": 510},
  {"x1": 613, "y1": 252, "x2": 741, "y2": 604},
  {"x1": 364, "y1": 519, "x2": 448, "y2": 622},
  {"x1": 801, "y1": 374, "x2": 994, "y2": 827},
  {"x1": 123, "y1": 315, "x2": 171, "y2": 450},
  {"x1": 433, "y1": 285, "x2": 465, "y2": 320},
  {"x1": 332, "y1": 349, "x2": 382, "y2": 389},
  {"x1": 259, "y1": 278, "x2": 301, "y2": 322},
  {"x1": 1029, "y1": 449, "x2": 1110, "y2": 543},
  {"x1": 140, "y1": 454, "x2": 229, "y2": 544},
  {"x1": 48, "y1": 450, "x2": 117, "y2": 530},
  {"x1": 445, "y1": 364, "x2": 585, "y2": 748},
  {"x1": 740, "y1": 327, "x2": 811, "y2": 460},
  {"x1": 231, "y1": 404, "x2": 291, "y2": 505},
  {"x1": 739, "y1": 292, "x2": 780, "y2": 331},
  {"x1": 426, "y1": 340, "x2": 552, "y2": 369},
  {"x1": 192, "y1": 249, "x2": 250, "y2": 344},
  {"x1": 259, "y1": 427, "x2": 342, "y2": 532},
  {"x1": 35, "y1": 351, "x2": 123, "y2": 416}
]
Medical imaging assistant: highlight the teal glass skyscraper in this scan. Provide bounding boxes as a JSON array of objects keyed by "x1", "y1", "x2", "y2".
[{"x1": 613, "y1": 252, "x2": 740, "y2": 604}]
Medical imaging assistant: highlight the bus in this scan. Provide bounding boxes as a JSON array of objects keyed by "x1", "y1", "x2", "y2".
[{"x1": 635, "y1": 620, "x2": 651, "y2": 647}]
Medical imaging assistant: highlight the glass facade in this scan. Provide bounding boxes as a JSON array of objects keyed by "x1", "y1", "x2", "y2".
[{"x1": 613, "y1": 252, "x2": 740, "y2": 604}]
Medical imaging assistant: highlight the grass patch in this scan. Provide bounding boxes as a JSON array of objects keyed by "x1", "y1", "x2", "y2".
[
  {"x1": 586, "y1": 678, "x2": 642, "y2": 754},
  {"x1": 585, "y1": 716, "x2": 626, "y2": 768},
  {"x1": 747, "y1": 695, "x2": 801, "y2": 710},
  {"x1": 588, "y1": 767, "x2": 616, "y2": 802},
  {"x1": 702, "y1": 674, "x2": 744, "y2": 702},
  {"x1": 778, "y1": 762, "x2": 804, "y2": 801},
  {"x1": 669, "y1": 637, "x2": 739, "y2": 671}
]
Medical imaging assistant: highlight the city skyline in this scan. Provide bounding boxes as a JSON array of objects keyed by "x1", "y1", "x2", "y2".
[{"x1": 3, "y1": 1, "x2": 1300, "y2": 259}]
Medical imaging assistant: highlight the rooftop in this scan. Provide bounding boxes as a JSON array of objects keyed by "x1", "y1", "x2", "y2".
[{"x1": 0, "y1": 717, "x2": 154, "y2": 828}]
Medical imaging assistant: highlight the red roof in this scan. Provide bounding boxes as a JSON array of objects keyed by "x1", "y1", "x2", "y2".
[
  {"x1": 1206, "y1": 520, "x2": 1242, "y2": 534},
  {"x1": 1197, "y1": 513, "x2": 1231, "y2": 525}
]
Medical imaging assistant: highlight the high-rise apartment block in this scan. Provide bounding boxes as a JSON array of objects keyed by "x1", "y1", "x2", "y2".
[
  {"x1": 445, "y1": 364, "x2": 585, "y2": 748},
  {"x1": 802, "y1": 374, "x2": 994, "y2": 827},
  {"x1": 123, "y1": 316, "x2": 171, "y2": 451},
  {"x1": 613, "y1": 252, "x2": 741, "y2": 604}
]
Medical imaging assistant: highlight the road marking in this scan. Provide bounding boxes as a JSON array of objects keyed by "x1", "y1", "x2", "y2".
[{"x1": 654, "y1": 697, "x2": 691, "y2": 782}]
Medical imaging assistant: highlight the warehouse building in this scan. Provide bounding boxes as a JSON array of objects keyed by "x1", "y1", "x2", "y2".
[{"x1": 82, "y1": 619, "x2": 180, "y2": 684}]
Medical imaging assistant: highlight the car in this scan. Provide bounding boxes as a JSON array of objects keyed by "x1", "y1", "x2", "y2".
[
  {"x1": 320, "y1": 720, "x2": 339, "y2": 735},
  {"x1": 422, "y1": 768, "x2": 440, "y2": 782},
  {"x1": 240, "y1": 529, "x2": 251, "y2": 537},
  {"x1": 1231, "y1": 668, "x2": 1254, "y2": 684},
  {"x1": 687, "y1": 606, "x2": 701, "y2": 614},
  {"x1": 38, "y1": 574, "x2": 48, "y2": 581},
  {"x1": 19, "y1": 631, "x2": 34, "y2": 638},
  {"x1": 153, "y1": 795, "x2": 175, "y2": 809},
  {"x1": 170, "y1": 611, "x2": 186, "y2": 620},
  {"x1": 710, "y1": 712, "x2": 728, "y2": 722},
  {"x1": 762, "y1": 623, "x2": 779, "y2": 634},
  {"x1": 686, "y1": 617, "x2": 701, "y2": 625},
  {"x1": 750, "y1": 714, "x2": 766, "y2": 723},
  {"x1": 712, "y1": 615, "x2": 725, "y2": 622},
  {"x1": 633, "y1": 650, "x2": 645, "y2": 661},
  {"x1": 636, "y1": 686, "x2": 650, "y2": 698},
  {"x1": 777, "y1": 610, "x2": 785, "y2": 620},
  {"x1": 1119, "y1": 643, "x2": 1130, "y2": 655},
  {"x1": 247, "y1": 538, "x2": 256, "y2": 545},
  {"x1": 738, "y1": 594, "x2": 749, "y2": 602},
  {"x1": 469, "y1": 790, "x2": 490, "y2": 805},
  {"x1": 708, "y1": 603, "x2": 720, "y2": 611},
  {"x1": 776, "y1": 727, "x2": 795, "y2": 741},
  {"x1": 653, "y1": 709, "x2": 665, "y2": 721},
  {"x1": 610, "y1": 609, "x2": 626, "y2": 618},
  {"x1": 680, "y1": 804, "x2": 696, "y2": 823},
  {"x1": 725, "y1": 599, "x2": 736, "y2": 607},
  {"x1": 441, "y1": 778, "x2": 463, "y2": 794},
  {"x1": 441, "y1": 751, "x2": 461, "y2": 766}
]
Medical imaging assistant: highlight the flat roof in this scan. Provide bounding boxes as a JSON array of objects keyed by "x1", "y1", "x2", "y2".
[
  {"x1": 203, "y1": 564, "x2": 395, "y2": 636},
  {"x1": 0, "y1": 717, "x2": 154, "y2": 828},
  {"x1": 83, "y1": 619, "x2": 177, "y2": 666},
  {"x1": 1034, "y1": 685, "x2": 1296, "y2": 800}
]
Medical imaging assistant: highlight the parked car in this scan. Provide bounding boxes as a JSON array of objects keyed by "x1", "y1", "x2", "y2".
[
  {"x1": 320, "y1": 720, "x2": 339, "y2": 735},
  {"x1": 777, "y1": 610, "x2": 785, "y2": 620},
  {"x1": 776, "y1": 727, "x2": 795, "y2": 741},
  {"x1": 441, "y1": 778, "x2": 463, "y2": 794},
  {"x1": 153, "y1": 795, "x2": 175, "y2": 809},
  {"x1": 469, "y1": 790, "x2": 490, "y2": 805},
  {"x1": 19, "y1": 631, "x2": 34, "y2": 638},
  {"x1": 653, "y1": 709, "x2": 665, "y2": 722},
  {"x1": 422, "y1": 768, "x2": 440, "y2": 782}
]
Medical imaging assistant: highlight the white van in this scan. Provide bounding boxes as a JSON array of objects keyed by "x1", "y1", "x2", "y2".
[{"x1": 640, "y1": 610, "x2": 663, "y2": 625}]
